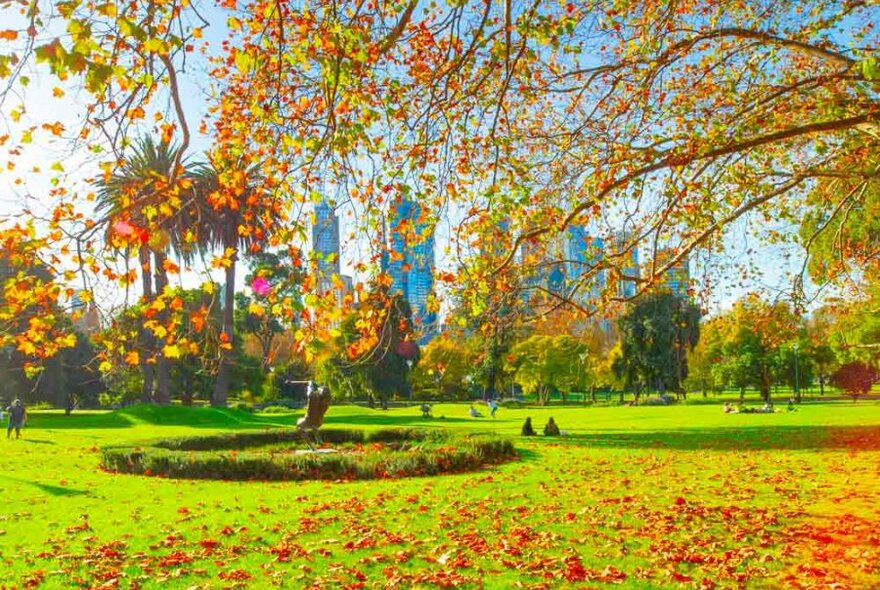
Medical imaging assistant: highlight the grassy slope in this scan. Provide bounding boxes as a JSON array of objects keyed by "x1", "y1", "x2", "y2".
[{"x1": 1, "y1": 402, "x2": 878, "y2": 589}]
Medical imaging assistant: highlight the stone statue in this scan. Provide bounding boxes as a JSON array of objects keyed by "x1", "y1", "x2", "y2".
[{"x1": 297, "y1": 382, "x2": 331, "y2": 448}]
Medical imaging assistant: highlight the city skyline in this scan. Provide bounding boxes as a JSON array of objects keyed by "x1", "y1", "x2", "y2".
[{"x1": 384, "y1": 197, "x2": 437, "y2": 344}]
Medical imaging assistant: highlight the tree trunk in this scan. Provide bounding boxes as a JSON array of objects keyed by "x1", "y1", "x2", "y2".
[
  {"x1": 259, "y1": 332, "x2": 273, "y2": 374},
  {"x1": 760, "y1": 367, "x2": 771, "y2": 403},
  {"x1": 819, "y1": 374, "x2": 825, "y2": 396},
  {"x1": 590, "y1": 385, "x2": 596, "y2": 403},
  {"x1": 138, "y1": 247, "x2": 154, "y2": 404},
  {"x1": 152, "y1": 251, "x2": 171, "y2": 405},
  {"x1": 213, "y1": 255, "x2": 236, "y2": 407},
  {"x1": 739, "y1": 386, "x2": 745, "y2": 404}
]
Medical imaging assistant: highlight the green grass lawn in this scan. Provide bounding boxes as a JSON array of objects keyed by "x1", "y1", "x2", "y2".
[{"x1": 1, "y1": 401, "x2": 878, "y2": 589}]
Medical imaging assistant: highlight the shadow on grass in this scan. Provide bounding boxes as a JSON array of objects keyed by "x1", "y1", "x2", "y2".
[
  {"x1": 28, "y1": 405, "x2": 477, "y2": 432},
  {"x1": 0, "y1": 475, "x2": 91, "y2": 497},
  {"x1": 26, "y1": 412, "x2": 134, "y2": 430},
  {"x1": 28, "y1": 406, "x2": 294, "y2": 431},
  {"x1": 544, "y1": 425, "x2": 880, "y2": 451}
]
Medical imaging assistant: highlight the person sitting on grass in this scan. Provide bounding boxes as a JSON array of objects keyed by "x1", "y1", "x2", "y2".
[
  {"x1": 724, "y1": 402, "x2": 735, "y2": 414},
  {"x1": 420, "y1": 403, "x2": 432, "y2": 418},
  {"x1": 787, "y1": 398, "x2": 796, "y2": 412},
  {"x1": 543, "y1": 417, "x2": 560, "y2": 436},
  {"x1": 521, "y1": 417, "x2": 536, "y2": 436},
  {"x1": 468, "y1": 404, "x2": 483, "y2": 418}
]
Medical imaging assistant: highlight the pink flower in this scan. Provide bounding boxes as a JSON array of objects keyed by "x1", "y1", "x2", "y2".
[{"x1": 251, "y1": 277, "x2": 271, "y2": 296}]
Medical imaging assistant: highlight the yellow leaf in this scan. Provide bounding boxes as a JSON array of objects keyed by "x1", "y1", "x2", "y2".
[
  {"x1": 201, "y1": 281, "x2": 214, "y2": 294},
  {"x1": 99, "y1": 360, "x2": 112, "y2": 373},
  {"x1": 163, "y1": 344, "x2": 181, "y2": 359}
]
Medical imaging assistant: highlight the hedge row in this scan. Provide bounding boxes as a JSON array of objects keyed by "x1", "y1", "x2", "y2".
[
  {"x1": 152, "y1": 427, "x2": 442, "y2": 451},
  {"x1": 101, "y1": 429, "x2": 516, "y2": 481}
]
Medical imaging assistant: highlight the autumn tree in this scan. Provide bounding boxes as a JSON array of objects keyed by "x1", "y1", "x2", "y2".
[
  {"x1": 685, "y1": 316, "x2": 726, "y2": 397},
  {"x1": 1, "y1": 1, "x2": 878, "y2": 388},
  {"x1": 507, "y1": 334, "x2": 589, "y2": 405},
  {"x1": 410, "y1": 335, "x2": 477, "y2": 400},
  {"x1": 710, "y1": 295, "x2": 801, "y2": 402}
]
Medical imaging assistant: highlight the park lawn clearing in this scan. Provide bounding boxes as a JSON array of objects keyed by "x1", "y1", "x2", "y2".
[{"x1": 0, "y1": 402, "x2": 877, "y2": 589}]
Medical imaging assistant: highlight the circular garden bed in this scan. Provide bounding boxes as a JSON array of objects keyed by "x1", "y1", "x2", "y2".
[{"x1": 100, "y1": 428, "x2": 516, "y2": 481}]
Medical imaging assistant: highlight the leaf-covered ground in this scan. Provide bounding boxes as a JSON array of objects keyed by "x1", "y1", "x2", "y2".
[{"x1": 1, "y1": 402, "x2": 878, "y2": 589}]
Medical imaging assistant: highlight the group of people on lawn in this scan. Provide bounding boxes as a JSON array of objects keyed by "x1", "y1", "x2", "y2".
[
  {"x1": 724, "y1": 398, "x2": 798, "y2": 414},
  {"x1": 420, "y1": 400, "x2": 563, "y2": 436}
]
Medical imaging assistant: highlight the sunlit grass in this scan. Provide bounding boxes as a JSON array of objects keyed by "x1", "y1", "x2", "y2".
[{"x1": 1, "y1": 401, "x2": 878, "y2": 589}]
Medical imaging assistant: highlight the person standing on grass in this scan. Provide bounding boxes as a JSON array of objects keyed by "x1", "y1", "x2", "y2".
[
  {"x1": 488, "y1": 398, "x2": 498, "y2": 418},
  {"x1": 6, "y1": 399, "x2": 26, "y2": 439}
]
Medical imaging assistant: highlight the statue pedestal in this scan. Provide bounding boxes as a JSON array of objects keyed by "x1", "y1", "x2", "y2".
[{"x1": 294, "y1": 448, "x2": 339, "y2": 455}]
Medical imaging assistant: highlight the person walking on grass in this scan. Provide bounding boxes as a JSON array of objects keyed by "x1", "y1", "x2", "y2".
[
  {"x1": 6, "y1": 399, "x2": 26, "y2": 439},
  {"x1": 488, "y1": 398, "x2": 499, "y2": 418}
]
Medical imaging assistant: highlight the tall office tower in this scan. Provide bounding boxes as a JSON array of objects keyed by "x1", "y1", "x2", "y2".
[
  {"x1": 614, "y1": 231, "x2": 640, "y2": 299},
  {"x1": 311, "y1": 200, "x2": 340, "y2": 290},
  {"x1": 566, "y1": 225, "x2": 606, "y2": 305},
  {"x1": 387, "y1": 197, "x2": 437, "y2": 343},
  {"x1": 657, "y1": 249, "x2": 691, "y2": 299}
]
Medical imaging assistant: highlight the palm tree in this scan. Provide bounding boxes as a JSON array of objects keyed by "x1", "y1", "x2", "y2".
[
  {"x1": 190, "y1": 159, "x2": 283, "y2": 407},
  {"x1": 95, "y1": 137, "x2": 199, "y2": 404}
]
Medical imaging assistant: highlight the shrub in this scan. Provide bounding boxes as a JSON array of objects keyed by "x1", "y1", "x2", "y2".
[
  {"x1": 831, "y1": 362, "x2": 877, "y2": 401},
  {"x1": 101, "y1": 429, "x2": 516, "y2": 481}
]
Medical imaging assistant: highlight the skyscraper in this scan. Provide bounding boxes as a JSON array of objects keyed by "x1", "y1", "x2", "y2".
[
  {"x1": 311, "y1": 200, "x2": 340, "y2": 290},
  {"x1": 657, "y1": 249, "x2": 691, "y2": 298},
  {"x1": 566, "y1": 225, "x2": 605, "y2": 305},
  {"x1": 614, "y1": 231, "x2": 640, "y2": 300},
  {"x1": 387, "y1": 197, "x2": 436, "y2": 343}
]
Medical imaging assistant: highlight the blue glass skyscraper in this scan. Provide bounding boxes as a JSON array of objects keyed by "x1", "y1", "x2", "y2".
[
  {"x1": 614, "y1": 231, "x2": 640, "y2": 299},
  {"x1": 312, "y1": 201, "x2": 340, "y2": 290},
  {"x1": 387, "y1": 197, "x2": 437, "y2": 343},
  {"x1": 566, "y1": 225, "x2": 605, "y2": 304}
]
